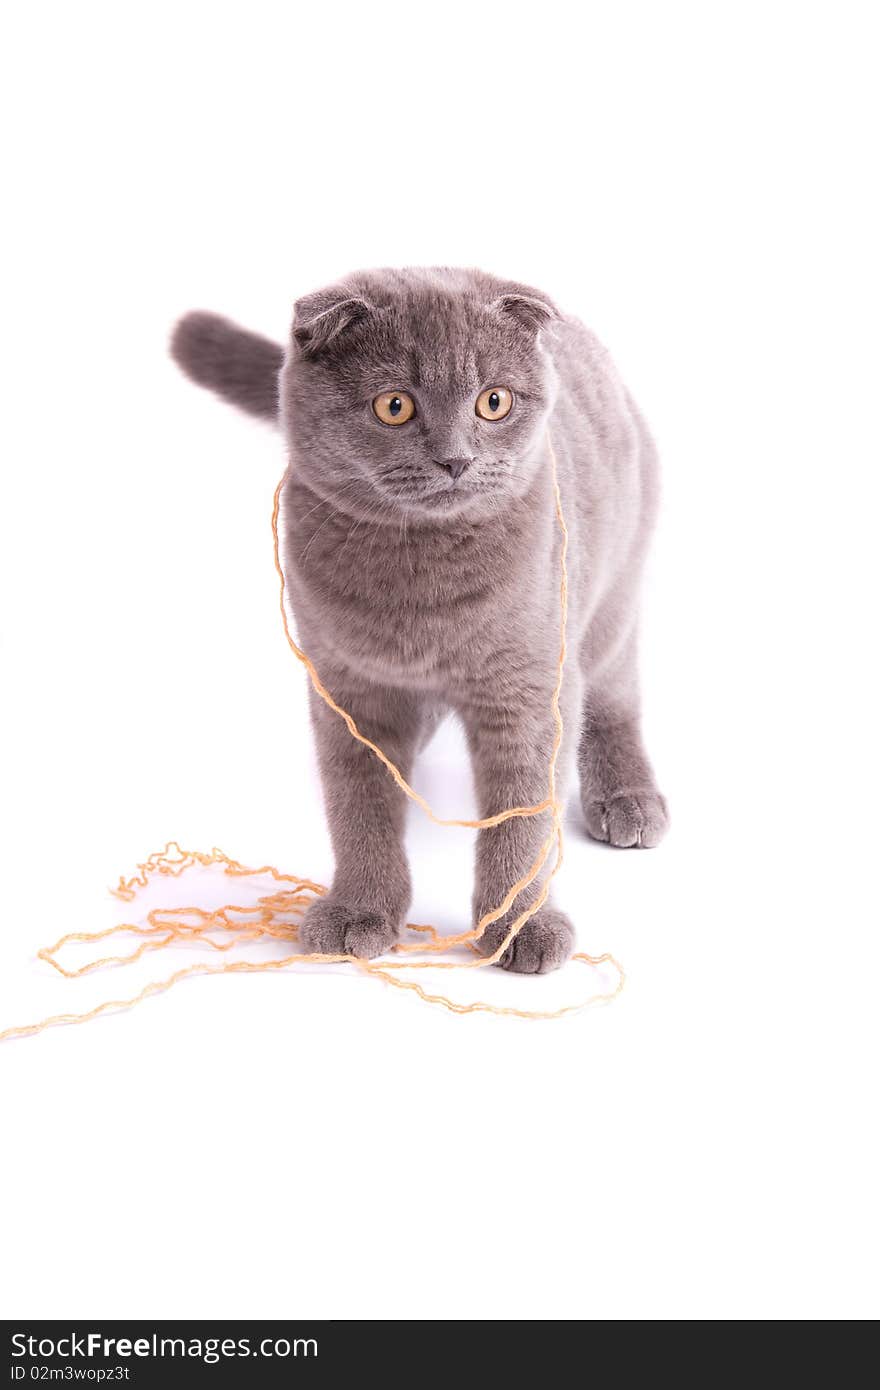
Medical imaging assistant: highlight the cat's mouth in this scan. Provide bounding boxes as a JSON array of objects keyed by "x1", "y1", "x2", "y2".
[
  {"x1": 410, "y1": 482, "x2": 484, "y2": 515},
  {"x1": 370, "y1": 464, "x2": 506, "y2": 520},
  {"x1": 374, "y1": 476, "x2": 483, "y2": 515}
]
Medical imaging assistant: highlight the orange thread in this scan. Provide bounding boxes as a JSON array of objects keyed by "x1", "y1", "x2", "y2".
[{"x1": 0, "y1": 437, "x2": 624, "y2": 1043}]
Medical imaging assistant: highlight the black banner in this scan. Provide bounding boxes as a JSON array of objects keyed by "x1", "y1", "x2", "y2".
[
  {"x1": 4, "y1": 1325, "x2": 330, "y2": 1387},
  {"x1": 2, "y1": 1322, "x2": 568, "y2": 1384}
]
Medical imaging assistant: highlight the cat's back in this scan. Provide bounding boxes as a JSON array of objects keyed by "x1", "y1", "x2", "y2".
[
  {"x1": 548, "y1": 311, "x2": 654, "y2": 467},
  {"x1": 544, "y1": 309, "x2": 659, "y2": 583}
]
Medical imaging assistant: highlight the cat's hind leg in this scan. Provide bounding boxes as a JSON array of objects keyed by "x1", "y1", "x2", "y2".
[{"x1": 578, "y1": 621, "x2": 668, "y2": 849}]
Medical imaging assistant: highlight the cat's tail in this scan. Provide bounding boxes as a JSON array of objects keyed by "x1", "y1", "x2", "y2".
[{"x1": 170, "y1": 312, "x2": 284, "y2": 422}]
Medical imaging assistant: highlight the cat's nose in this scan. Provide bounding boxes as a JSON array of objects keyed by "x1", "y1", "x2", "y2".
[{"x1": 436, "y1": 457, "x2": 473, "y2": 481}]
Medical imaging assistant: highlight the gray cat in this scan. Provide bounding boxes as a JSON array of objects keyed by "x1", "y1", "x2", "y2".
[{"x1": 171, "y1": 267, "x2": 667, "y2": 974}]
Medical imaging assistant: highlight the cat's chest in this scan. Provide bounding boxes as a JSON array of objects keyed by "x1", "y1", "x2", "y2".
[{"x1": 283, "y1": 492, "x2": 537, "y2": 685}]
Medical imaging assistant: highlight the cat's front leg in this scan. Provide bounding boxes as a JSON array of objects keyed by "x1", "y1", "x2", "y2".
[
  {"x1": 462, "y1": 689, "x2": 576, "y2": 975},
  {"x1": 299, "y1": 678, "x2": 422, "y2": 960}
]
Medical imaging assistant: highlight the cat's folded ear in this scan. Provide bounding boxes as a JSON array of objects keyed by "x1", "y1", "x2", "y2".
[
  {"x1": 490, "y1": 290, "x2": 558, "y2": 335},
  {"x1": 292, "y1": 288, "x2": 373, "y2": 359}
]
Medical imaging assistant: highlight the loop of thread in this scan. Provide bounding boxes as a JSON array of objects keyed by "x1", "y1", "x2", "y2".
[{"x1": 0, "y1": 436, "x2": 624, "y2": 1043}]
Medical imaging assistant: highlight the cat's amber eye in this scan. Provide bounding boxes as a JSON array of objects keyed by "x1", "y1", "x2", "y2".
[
  {"x1": 373, "y1": 391, "x2": 416, "y2": 425},
  {"x1": 475, "y1": 386, "x2": 513, "y2": 421}
]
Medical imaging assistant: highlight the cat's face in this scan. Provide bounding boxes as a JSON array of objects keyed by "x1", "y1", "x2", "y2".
[{"x1": 280, "y1": 269, "x2": 558, "y2": 521}]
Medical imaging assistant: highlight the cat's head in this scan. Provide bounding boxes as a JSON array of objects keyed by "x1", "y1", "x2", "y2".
[{"x1": 279, "y1": 268, "x2": 559, "y2": 520}]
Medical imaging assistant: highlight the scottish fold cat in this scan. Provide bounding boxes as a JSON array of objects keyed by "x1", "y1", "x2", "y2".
[{"x1": 172, "y1": 267, "x2": 667, "y2": 973}]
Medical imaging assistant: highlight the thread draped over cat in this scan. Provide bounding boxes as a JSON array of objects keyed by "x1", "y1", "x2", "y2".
[{"x1": 1, "y1": 267, "x2": 667, "y2": 1042}]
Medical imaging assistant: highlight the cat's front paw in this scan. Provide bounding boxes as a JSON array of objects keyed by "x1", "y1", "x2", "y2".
[
  {"x1": 478, "y1": 907, "x2": 575, "y2": 975},
  {"x1": 299, "y1": 898, "x2": 399, "y2": 959},
  {"x1": 585, "y1": 791, "x2": 669, "y2": 848}
]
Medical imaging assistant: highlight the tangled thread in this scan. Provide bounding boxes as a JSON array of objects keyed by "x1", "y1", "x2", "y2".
[{"x1": 0, "y1": 437, "x2": 624, "y2": 1043}]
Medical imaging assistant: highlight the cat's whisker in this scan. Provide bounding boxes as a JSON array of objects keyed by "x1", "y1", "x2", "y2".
[{"x1": 292, "y1": 475, "x2": 364, "y2": 527}]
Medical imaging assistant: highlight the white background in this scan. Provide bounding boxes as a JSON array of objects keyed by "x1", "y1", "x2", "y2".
[{"x1": 1, "y1": 1, "x2": 877, "y2": 1321}]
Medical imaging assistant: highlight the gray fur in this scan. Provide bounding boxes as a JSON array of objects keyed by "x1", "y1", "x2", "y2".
[
  {"x1": 171, "y1": 312, "x2": 284, "y2": 420},
  {"x1": 172, "y1": 267, "x2": 667, "y2": 974}
]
